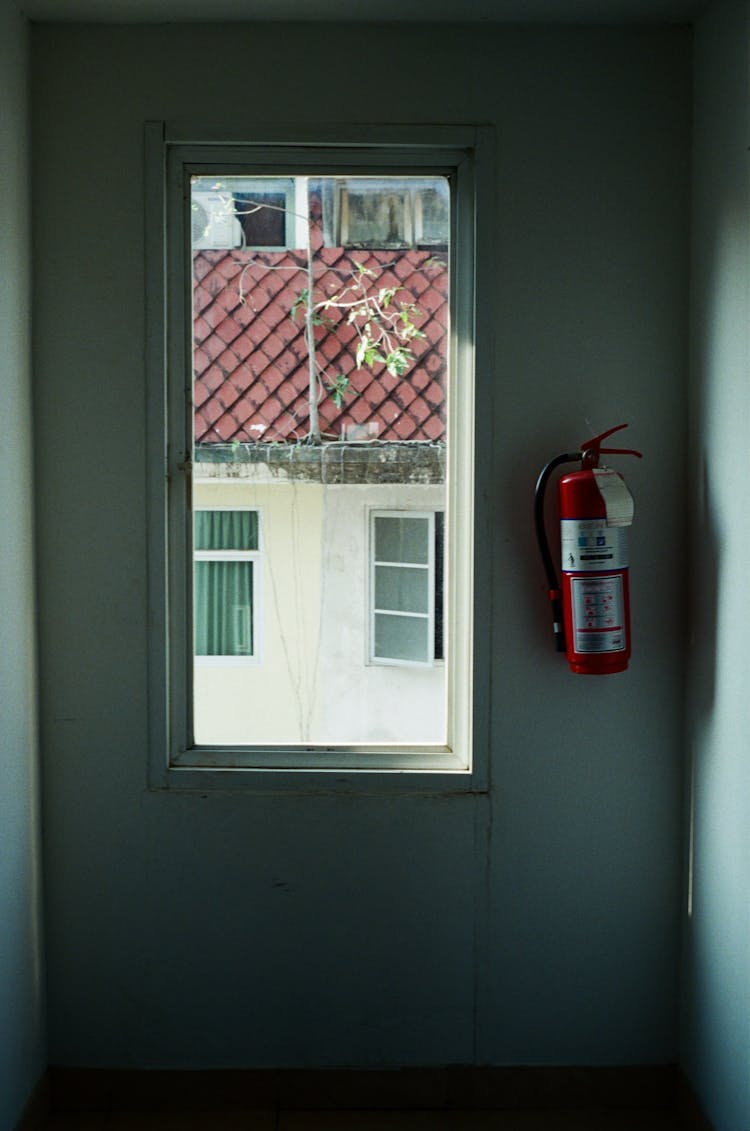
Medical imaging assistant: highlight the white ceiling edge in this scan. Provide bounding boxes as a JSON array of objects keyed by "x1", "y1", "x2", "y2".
[{"x1": 20, "y1": 0, "x2": 707, "y2": 23}]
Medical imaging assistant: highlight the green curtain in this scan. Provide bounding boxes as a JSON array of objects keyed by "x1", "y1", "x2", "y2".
[
  {"x1": 194, "y1": 509, "x2": 258, "y2": 551},
  {"x1": 194, "y1": 560, "x2": 253, "y2": 656}
]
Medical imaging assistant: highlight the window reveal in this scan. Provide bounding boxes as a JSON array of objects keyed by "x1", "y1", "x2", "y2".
[{"x1": 147, "y1": 123, "x2": 485, "y2": 777}]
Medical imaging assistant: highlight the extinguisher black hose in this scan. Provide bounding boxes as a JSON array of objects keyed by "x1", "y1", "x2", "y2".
[{"x1": 534, "y1": 452, "x2": 581, "y2": 652}]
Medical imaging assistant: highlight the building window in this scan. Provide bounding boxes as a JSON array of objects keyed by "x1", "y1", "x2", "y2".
[
  {"x1": 194, "y1": 509, "x2": 260, "y2": 663},
  {"x1": 192, "y1": 177, "x2": 308, "y2": 250},
  {"x1": 233, "y1": 182, "x2": 290, "y2": 249},
  {"x1": 322, "y1": 177, "x2": 449, "y2": 250},
  {"x1": 370, "y1": 511, "x2": 444, "y2": 665}
]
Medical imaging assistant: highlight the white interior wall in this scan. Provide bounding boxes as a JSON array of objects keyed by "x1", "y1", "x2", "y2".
[
  {"x1": 0, "y1": 2, "x2": 46, "y2": 1126},
  {"x1": 32, "y1": 21, "x2": 689, "y2": 1069},
  {"x1": 682, "y1": 4, "x2": 750, "y2": 1130}
]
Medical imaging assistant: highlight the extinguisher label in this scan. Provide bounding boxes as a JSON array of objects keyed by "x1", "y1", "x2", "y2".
[
  {"x1": 592, "y1": 468, "x2": 635, "y2": 526},
  {"x1": 570, "y1": 575, "x2": 626, "y2": 653},
  {"x1": 560, "y1": 519, "x2": 628, "y2": 573}
]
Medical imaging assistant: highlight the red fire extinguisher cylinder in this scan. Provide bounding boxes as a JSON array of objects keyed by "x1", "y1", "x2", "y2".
[{"x1": 558, "y1": 469, "x2": 631, "y2": 675}]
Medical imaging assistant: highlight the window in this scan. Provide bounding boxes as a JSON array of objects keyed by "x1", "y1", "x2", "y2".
[
  {"x1": 193, "y1": 509, "x2": 261, "y2": 663},
  {"x1": 146, "y1": 122, "x2": 491, "y2": 787},
  {"x1": 192, "y1": 177, "x2": 308, "y2": 250},
  {"x1": 323, "y1": 178, "x2": 449, "y2": 250},
  {"x1": 370, "y1": 511, "x2": 444, "y2": 666},
  {"x1": 233, "y1": 180, "x2": 291, "y2": 249}
]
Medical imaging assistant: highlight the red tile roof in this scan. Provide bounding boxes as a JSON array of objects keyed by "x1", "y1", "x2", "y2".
[{"x1": 193, "y1": 246, "x2": 448, "y2": 445}]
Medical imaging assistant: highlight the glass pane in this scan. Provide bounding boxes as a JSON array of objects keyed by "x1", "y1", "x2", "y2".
[
  {"x1": 374, "y1": 613, "x2": 429, "y2": 663},
  {"x1": 192, "y1": 173, "x2": 449, "y2": 744},
  {"x1": 234, "y1": 190, "x2": 287, "y2": 247},
  {"x1": 417, "y1": 185, "x2": 450, "y2": 247},
  {"x1": 342, "y1": 186, "x2": 409, "y2": 248},
  {"x1": 374, "y1": 516, "x2": 429, "y2": 565},
  {"x1": 195, "y1": 560, "x2": 253, "y2": 655},
  {"x1": 195, "y1": 510, "x2": 258, "y2": 551},
  {"x1": 375, "y1": 564, "x2": 428, "y2": 614}
]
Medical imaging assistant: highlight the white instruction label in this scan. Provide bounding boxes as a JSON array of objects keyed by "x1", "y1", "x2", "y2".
[
  {"x1": 561, "y1": 519, "x2": 629, "y2": 573},
  {"x1": 571, "y1": 575, "x2": 626, "y2": 653},
  {"x1": 592, "y1": 468, "x2": 634, "y2": 527}
]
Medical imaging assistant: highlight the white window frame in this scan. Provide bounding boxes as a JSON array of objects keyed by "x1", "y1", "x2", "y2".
[
  {"x1": 145, "y1": 121, "x2": 493, "y2": 792},
  {"x1": 193, "y1": 506, "x2": 263, "y2": 668},
  {"x1": 369, "y1": 509, "x2": 438, "y2": 668}
]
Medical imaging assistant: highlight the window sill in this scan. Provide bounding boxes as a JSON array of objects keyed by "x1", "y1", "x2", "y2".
[{"x1": 151, "y1": 745, "x2": 486, "y2": 795}]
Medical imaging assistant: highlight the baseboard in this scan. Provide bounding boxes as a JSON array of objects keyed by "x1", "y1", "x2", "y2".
[
  {"x1": 14, "y1": 1070, "x2": 50, "y2": 1131},
  {"x1": 676, "y1": 1071, "x2": 716, "y2": 1131},
  {"x1": 49, "y1": 1063, "x2": 679, "y2": 1113}
]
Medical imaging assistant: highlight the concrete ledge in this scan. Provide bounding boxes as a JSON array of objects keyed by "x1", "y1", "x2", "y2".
[{"x1": 194, "y1": 441, "x2": 446, "y2": 485}]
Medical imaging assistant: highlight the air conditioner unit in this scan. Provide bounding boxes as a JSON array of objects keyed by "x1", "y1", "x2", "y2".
[{"x1": 191, "y1": 191, "x2": 243, "y2": 250}]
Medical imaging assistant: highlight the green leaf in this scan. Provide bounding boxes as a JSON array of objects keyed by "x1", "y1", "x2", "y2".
[
  {"x1": 290, "y1": 289, "x2": 309, "y2": 321},
  {"x1": 384, "y1": 348, "x2": 412, "y2": 377},
  {"x1": 325, "y1": 374, "x2": 351, "y2": 409}
]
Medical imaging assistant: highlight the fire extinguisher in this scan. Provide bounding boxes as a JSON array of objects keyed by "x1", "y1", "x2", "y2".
[{"x1": 535, "y1": 423, "x2": 642, "y2": 674}]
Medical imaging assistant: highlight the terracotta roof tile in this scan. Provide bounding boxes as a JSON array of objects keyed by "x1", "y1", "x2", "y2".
[
  {"x1": 422, "y1": 320, "x2": 446, "y2": 348},
  {"x1": 199, "y1": 363, "x2": 227, "y2": 393},
  {"x1": 318, "y1": 246, "x2": 345, "y2": 267},
  {"x1": 215, "y1": 255, "x2": 243, "y2": 281},
  {"x1": 422, "y1": 416, "x2": 444, "y2": 441},
  {"x1": 230, "y1": 367, "x2": 260, "y2": 396},
  {"x1": 424, "y1": 382, "x2": 445, "y2": 409},
  {"x1": 200, "y1": 398, "x2": 223, "y2": 427},
  {"x1": 418, "y1": 284, "x2": 446, "y2": 315},
  {"x1": 193, "y1": 255, "x2": 215, "y2": 283},
  {"x1": 423, "y1": 351, "x2": 443, "y2": 376},
  {"x1": 213, "y1": 346, "x2": 240, "y2": 374},
  {"x1": 199, "y1": 334, "x2": 227, "y2": 364}
]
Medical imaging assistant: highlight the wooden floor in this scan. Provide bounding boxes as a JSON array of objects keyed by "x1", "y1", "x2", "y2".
[
  {"x1": 43, "y1": 1108, "x2": 690, "y2": 1129},
  {"x1": 36, "y1": 1065, "x2": 709, "y2": 1130}
]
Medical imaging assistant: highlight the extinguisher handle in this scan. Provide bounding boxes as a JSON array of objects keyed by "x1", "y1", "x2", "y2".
[
  {"x1": 597, "y1": 446, "x2": 643, "y2": 457},
  {"x1": 580, "y1": 423, "x2": 642, "y2": 466},
  {"x1": 534, "y1": 451, "x2": 581, "y2": 652}
]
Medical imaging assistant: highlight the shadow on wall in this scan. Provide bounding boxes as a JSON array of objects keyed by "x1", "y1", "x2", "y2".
[{"x1": 690, "y1": 453, "x2": 719, "y2": 721}]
